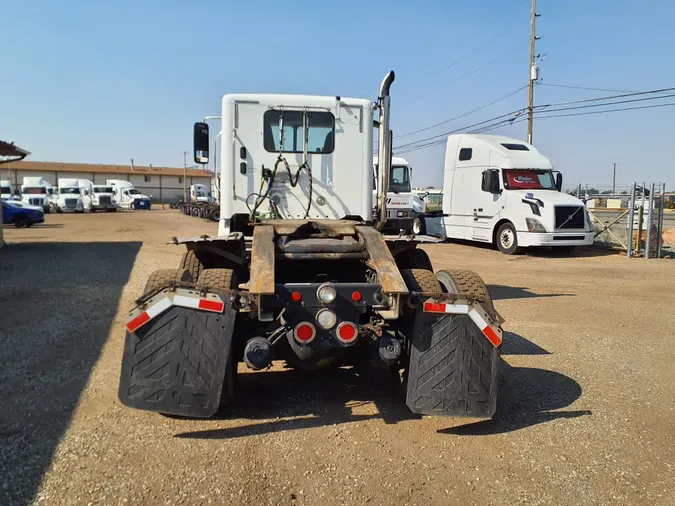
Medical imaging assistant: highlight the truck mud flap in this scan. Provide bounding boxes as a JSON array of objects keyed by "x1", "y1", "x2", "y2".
[
  {"x1": 118, "y1": 294, "x2": 236, "y2": 417},
  {"x1": 406, "y1": 312, "x2": 499, "y2": 418}
]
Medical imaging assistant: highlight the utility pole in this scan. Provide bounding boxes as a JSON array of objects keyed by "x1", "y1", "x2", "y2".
[
  {"x1": 612, "y1": 162, "x2": 617, "y2": 193},
  {"x1": 183, "y1": 151, "x2": 188, "y2": 202},
  {"x1": 527, "y1": 0, "x2": 540, "y2": 144}
]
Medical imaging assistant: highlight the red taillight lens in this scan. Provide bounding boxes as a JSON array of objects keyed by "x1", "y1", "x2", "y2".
[
  {"x1": 291, "y1": 291, "x2": 302, "y2": 302},
  {"x1": 294, "y1": 322, "x2": 316, "y2": 343},
  {"x1": 336, "y1": 322, "x2": 358, "y2": 343},
  {"x1": 351, "y1": 291, "x2": 361, "y2": 302}
]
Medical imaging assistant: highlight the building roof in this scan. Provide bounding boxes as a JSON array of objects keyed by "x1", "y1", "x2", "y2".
[
  {"x1": 5, "y1": 160, "x2": 213, "y2": 177},
  {"x1": 0, "y1": 140, "x2": 31, "y2": 160}
]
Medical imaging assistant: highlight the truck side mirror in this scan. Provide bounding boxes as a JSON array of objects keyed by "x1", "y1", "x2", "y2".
[
  {"x1": 481, "y1": 169, "x2": 500, "y2": 194},
  {"x1": 555, "y1": 172, "x2": 563, "y2": 192},
  {"x1": 193, "y1": 122, "x2": 210, "y2": 165}
]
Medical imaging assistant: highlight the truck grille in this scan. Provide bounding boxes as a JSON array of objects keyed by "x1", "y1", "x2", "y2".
[
  {"x1": 555, "y1": 206, "x2": 585, "y2": 229},
  {"x1": 29, "y1": 198, "x2": 44, "y2": 206},
  {"x1": 98, "y1": 196, "x2": 112, "y2": 205},
  {"x1": 65, "y1": 198, "x2": 78, "y2": 207}
]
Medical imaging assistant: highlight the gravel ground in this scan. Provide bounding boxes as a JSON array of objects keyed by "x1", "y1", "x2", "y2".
[{"x1": 1, "y1": 210, "x2": 674, "y2": 506}]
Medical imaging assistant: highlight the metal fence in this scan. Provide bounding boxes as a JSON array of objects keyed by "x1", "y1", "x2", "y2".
[{"x1": 575, "y1": 182, "x2": 668, "y2": 258}]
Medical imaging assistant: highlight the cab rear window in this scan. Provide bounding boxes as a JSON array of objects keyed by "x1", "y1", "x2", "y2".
[{"x1": 263, "y1": 110, "x2": 335, "y2": 154}]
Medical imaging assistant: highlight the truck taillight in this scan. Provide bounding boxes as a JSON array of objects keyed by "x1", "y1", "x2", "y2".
[
  {"x1": 294, "y1": 322, "x2": 316, "y2": 343},
  {"x1": 336, "y1": 322, "x2": 358, "y2": 344}
]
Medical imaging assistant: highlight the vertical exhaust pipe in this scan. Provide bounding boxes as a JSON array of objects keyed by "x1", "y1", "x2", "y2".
[{"x1": 376, "y1": 71, "x2": 395, "y2": 231}]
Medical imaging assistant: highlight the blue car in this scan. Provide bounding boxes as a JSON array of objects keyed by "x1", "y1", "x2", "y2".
[{"x1": 2, "y1": 200, "x2": 45, "y2": 227}]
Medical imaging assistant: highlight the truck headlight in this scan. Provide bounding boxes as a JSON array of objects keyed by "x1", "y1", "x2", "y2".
[{"x1": 526, "y1": 218, "x2": 546, "y2": 233}]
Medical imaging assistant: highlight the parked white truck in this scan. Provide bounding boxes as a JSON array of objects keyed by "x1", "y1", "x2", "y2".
[
  {"x1": 441, "y1": 134, "x2": 594, "y2": 254},
  {"x1": 1, "y1": 180, "x2": 14, "y2": 200},
  {"x1": 190, "y1": 183, "x2": 211, "y2": 203},
  {"x1": 106, "y1": 180, "x2": 151, "y2": 210},
  {"x1": 55, "y1": 178, "x2": 90, "y2": 213},
  {"x1": 373, "y1": 156, "x2": 428, "y2": 234},
  {"x1": 20, "y1": 177, "x2": 53, "y2": 212},
  {"x1": 89, "y1": 183, "x2": 118, "y2": 212}
]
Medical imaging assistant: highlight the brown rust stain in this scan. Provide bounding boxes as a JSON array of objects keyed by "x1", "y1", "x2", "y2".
[
  {"x1": 249, "y1": 225, "x2": 275, "y2": 295},
  {"x1": 356, "y1": 226, "x2": 409, "y2": 294}
]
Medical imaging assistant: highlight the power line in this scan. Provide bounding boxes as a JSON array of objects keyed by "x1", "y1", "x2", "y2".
[
  {"x1": 397, "y1": 85, "x2": 528, "y2": 139},
  {"x1": 405, "y1": 41, "x2": 531, "y2": 104},
  {"x1": 535, "y1": 100, "x2": 675, "y2": 120},
  {"x1": 393, "y1": 100, "x2": 675, "y2": 155},
  {"x1": 535, "y1": 86, "x2": 675, "y2": 109},
  {"x1": 539, "y1": 82, "x2": 638, "y2": 93}
]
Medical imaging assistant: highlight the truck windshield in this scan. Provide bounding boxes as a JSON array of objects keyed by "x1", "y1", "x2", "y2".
[
  {"x1": 1, "y1": 186, "x2": 12, "y2": 194},
  {"x1": 128, "y1": 189, "x2": 140, "y2": 195},
  {"x1": 503, "y1": 169, "x2": 555, "y2": 190},
  {"x1": 390, "y1": 166, "x2": 411, "y2": 193},
  {"x1": 93, "y1": 187, "x2": 113, "y2": 193},
  {"x1": 60, "y1": 188, "x2": 81, "y2": 195},
  {"x1": 23, "y1": 187, "x2": 45, "y2": 194}
]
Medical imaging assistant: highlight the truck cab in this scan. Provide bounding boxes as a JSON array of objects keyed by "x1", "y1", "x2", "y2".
[
  {"x1": 106, "y1": 180, "x2": 151, "y2": 210},
  {"x1": 55, "y1": 178, "x2": 89, "y2": 213},
  {"x1": 441, "y1": 134, "x2": 594, "y2": 254},
  {"x1": 90, "y1": 184, "x2": 118, "y2": 212},
  {"x1": 21, "y1": 177, "x2": 53, "y2": 213},
  {"x1": 190, "y1": 184, "x2": 211, "y2": 203},
  {"x1": 373, "y1": 156, "x2": 427, "y2": 234},
  {"x1": 1, "y1": 180, "x2": 13, "y2": 201}
]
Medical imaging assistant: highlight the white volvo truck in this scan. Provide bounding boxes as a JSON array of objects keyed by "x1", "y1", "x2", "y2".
[
  {"x1": 190, "y1": 183, "x2": 211, "y2": 203},
  {"x1": 20, "y1": 177, "x2": 53, "y2": 213},
  {"x1": 117, "y1": 72, "x2": 505, "y2": 421},
  {"x1": 373, "y1": 156, "x2": 428, "y2": 234},
  {"x1": 441, "y1": 134, "x2": 594, "y2": 254},
  {"x1": 106, "y1": 180, "x2": 151, "y2": 210}
]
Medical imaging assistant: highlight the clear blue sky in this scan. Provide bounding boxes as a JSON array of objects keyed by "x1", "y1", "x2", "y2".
[{"x1": 2, "y1": 0, "x2": 674, "y2": 189}]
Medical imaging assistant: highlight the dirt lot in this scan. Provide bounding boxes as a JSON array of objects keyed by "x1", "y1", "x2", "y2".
[{"x1": 1, "y1": 211, "x2": 674, "y2": 506}]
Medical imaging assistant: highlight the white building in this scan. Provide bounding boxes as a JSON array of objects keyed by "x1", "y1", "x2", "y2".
[{"x1": 2, "y1": 160, "x2": 213, "y2": 204}]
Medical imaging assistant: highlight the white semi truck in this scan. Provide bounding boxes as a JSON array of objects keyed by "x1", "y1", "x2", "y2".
[
  {"x1": 118, "y1": 72, "x2": 505, "y2": 422},
  {"x1": 55, "y1": 178, "x2": 90, "y2": 213},
  {"x1": 440, "y1": 134, "x2": 594, "y2": 254},
  {"x1": 190, "y1": 183, "x2": 211, "y2": 203},
  {"x1": 1, "y1": 180, "x2": 14, "y2": 200},
  {"x1": 106, "y1": 180, "x2": 151, "y2": 210},
  {"x1": 373, "y1": 156, "x2": 428, "y2": 234},
  {"x1": 89, "y1": 183, "x2": 118, "y2": 212},
  {"x1": 21, "y1": 177, "x2": 54, "y2": 212}
]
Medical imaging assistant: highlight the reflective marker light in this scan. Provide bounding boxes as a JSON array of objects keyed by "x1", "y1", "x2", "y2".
[
  {"x1": 291, "y1": 291, "x2": 302, "y2": 302},
  {"x1": 351, "y1": 291, "x2": 362, "y2": 302},
  {"x1": 336, "y1": 322, "x2": 358, "y2": 343},
  {"x1": 317, "y1": 283, "x2": 337, "y2": 304},
  {"x1": 294, "y1": 322, "x2": 316, "y2": 343},
  {"x1": 316, "y1": 309, "x2": 337, "y2": 329}
]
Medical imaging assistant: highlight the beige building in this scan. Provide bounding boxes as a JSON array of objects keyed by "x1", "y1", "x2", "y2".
[{"x1": 3, "y1": 161, "x2": 213, "y2": 203}]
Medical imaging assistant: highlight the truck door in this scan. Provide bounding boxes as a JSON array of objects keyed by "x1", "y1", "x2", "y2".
[{"x1": 469, "y1": 168, "x2": 503, "y2": 241}]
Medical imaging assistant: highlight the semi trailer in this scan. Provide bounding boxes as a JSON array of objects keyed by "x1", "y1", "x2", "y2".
[{"x1": 118, "y1": 72, "x2": 504, "y2": 420}]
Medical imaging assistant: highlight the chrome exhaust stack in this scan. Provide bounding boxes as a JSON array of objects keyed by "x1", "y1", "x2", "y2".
[{"x1": 376, "y1": 71, "x2": 395, "y2": 231}]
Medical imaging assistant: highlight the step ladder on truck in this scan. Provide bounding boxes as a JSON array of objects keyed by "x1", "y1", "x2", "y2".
[{"x1": 117, "y1": 72, "x2": 505, "y2": 420}]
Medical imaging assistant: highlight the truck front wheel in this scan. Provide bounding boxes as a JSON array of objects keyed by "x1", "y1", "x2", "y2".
[
  {"x1": 412, "y1": 214, "x2": 427, "y2": 235},
  {"x1": 496, "y1": 222, "x2": 523, "y2": 255}
]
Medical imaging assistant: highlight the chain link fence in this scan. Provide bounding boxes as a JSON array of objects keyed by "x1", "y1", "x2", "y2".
[{"x1": 572, "y1": 183, "x2": 670, "y2": 258}]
